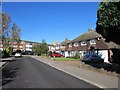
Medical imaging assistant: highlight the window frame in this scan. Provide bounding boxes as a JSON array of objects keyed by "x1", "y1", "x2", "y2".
[
  {"x1": 90, "y1": 39, "x2": 96, "y2": 44},
  {"x1": 74, "y1": 42, "x2": 79, "y2": 47},
  {"x1": 81, "y1": 41, "x2": 87, "y2": 46},
  {"x1": 69, "y1": 43, "x2": 72, "y2": 47}
]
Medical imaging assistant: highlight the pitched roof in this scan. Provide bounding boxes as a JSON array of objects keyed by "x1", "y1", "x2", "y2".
[
  {"x1": 21, "y1": 40, "x2": 39, "y2": 44},
  {"x1": 106, "y1": 41, "x2": 120, "y2": 49},
  {"x1": 71, "y1": 30, "x2": 101, "y2": 43},
  {"x1": 60, "y1": 38, "x2": 71, "y2": 45},
  {"x1": 52, "y1": 41, "x2": 59, "y2": 46}
]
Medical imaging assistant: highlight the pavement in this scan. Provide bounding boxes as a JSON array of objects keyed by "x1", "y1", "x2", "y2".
[
  {"x1": 0, "y1": 57, "x2": 14, "y2": 68},
  {"x1": 0, "y1": 62, "x2": 7, "y2": 68},
  {"x1": 30, "y1": 55, "x2": 119, "y2": 89}
]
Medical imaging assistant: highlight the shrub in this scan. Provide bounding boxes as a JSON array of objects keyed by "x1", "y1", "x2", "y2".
[
  {"x1": 74, "y1": 53, "x2": 80, "y2": 59},
  {"x1": 2, "y1": 49, "x2": 10, "y2": 58}
]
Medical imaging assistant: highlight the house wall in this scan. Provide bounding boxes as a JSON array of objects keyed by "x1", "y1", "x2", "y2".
[
  {"x1": 25, "y1": 43, "x2": 33, "y2": 51},
  {"x1": 48, "y1": 46, "x2": 55, "y2": 52},
  {"x1": 79, "y1": 51, "x2": 86, "y2": 59},
  {"x1": 97, "y1": 50, "x2": 109, "y2": 62},
  {"x1": 65, "y1": 51, "x2": 69, "y2": 58},
  {"x1": 0, "y1": 48, "x2": 3, "y2": 51}
]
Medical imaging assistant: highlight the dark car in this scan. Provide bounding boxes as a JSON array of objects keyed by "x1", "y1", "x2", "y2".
[
  {"x1": 51, "y1": 52, "x2": 63, "y2": 57},
  {"x1": 82, "y1": 53, "x2": 104, "y2": 63}
]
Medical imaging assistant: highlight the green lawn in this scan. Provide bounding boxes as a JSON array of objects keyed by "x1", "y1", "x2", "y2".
[{"x1": 53, "y1": 57, "x2": 80, "y2": 61}]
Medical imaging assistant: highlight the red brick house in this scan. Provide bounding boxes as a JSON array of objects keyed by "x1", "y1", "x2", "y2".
[{"x1": 65, "y1": 29, "x2": 110, "y2": 62}]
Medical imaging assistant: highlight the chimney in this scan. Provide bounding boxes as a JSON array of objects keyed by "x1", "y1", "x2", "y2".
[
  {"x1": 65, "y1": 38, "x2": 68, "y2": 41},
  {"x1": 88, "y1": 28, "x2": 93, "y2": 32}
]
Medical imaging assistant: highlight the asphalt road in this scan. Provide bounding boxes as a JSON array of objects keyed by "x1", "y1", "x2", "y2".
[{"x1": 1, "y1": 56, "x2": 103, "y2": 89}]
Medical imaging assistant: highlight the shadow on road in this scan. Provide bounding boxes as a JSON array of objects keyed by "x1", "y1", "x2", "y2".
[{"x1": 2, "y1": 60, "x2": 20, "y2": 85}]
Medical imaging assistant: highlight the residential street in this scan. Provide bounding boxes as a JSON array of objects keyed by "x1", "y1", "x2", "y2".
[{"x1": 1, "y1": 56, "x2": 102, "y2": 88}]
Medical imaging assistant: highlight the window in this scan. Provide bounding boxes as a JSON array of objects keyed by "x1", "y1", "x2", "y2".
[
  {"x1": 19, "y1": 46, "x2": 23, "y2": 48},
  {"x1": 0, "y1": 44, "x2": 3, "y2": 47},
  {"x1": 0, "y1": 41, "x2": 2, "y2": 43},
  {"x1": 74, "y1": 42, "x2": 79, "y2": 47},
  {"x1": 26, "y1": 43, "x2": 30, "y2": 45},
  {"x1": 81, "y1": 41, "x2": 87, "y2": 46},
  {"x1": 56, "y1": 46, "x2": 59, "y2": 49},
  {"x1": 29, "y1": 47, "x2": 32, "y2": 49},
  {"x1": 90, "y1": 39, "x2": 96, "y2": 44},
  {"x1": 13, "y1": 45, "x2": 17, "y2": 47},
  {"x1": 20, "y1": 42, "x2": 24, "y2": 44},
  {"x1": 61, "y1": 46, "x2": 65, "y2": 48},
  {"x1": 13, "y1": 42, "x2": 17, "y2": 44},
  {"x1": 69, "y1": 43, "x2": 72, "y2": 47},
  {"x1": 26, "y1": 47, "x2": 29, "y2": 49}
]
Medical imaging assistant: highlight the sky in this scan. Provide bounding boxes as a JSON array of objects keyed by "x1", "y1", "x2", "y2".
[{"x1": 2, "y1": 2, "x2": 99, "y2": 44}]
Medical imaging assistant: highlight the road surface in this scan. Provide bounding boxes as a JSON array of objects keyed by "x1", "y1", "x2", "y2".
[{"x1": 1, "y1": 56, "x2": 102, "y2": 89}]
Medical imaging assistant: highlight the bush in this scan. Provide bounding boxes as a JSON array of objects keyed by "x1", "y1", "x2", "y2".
[
  {"x1": 2, "y1": 50, "x2": 10, "y2": 58},
  {"x1": 74, "y1": 53, "x2": 80, "y2": 59}
]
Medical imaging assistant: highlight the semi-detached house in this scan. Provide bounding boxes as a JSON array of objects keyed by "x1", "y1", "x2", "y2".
[{"x1": 63, "y1": 29, "x2": 110, "y2": 63}]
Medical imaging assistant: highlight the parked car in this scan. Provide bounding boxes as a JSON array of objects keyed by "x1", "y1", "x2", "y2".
[
  {"x1": 51, "y1": 52, "x2": 63, "y2": 57},
  {"x1": 15, "y1": 52, "x2": 22, "y2": 57},
  {"x1": 25, "y1": 51, "x2": 34, "y2": 55},
  {"x1": 82, "y1": 53, "x2": 104, "y2": 63},
  {"x1": 14, "y1": 50, "x2": 22, "y2": 57}
]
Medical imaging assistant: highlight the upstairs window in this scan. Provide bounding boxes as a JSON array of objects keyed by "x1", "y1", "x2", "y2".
[
  {"x1": 81, "y1": 41, "x2": 87, "y2": 46},
  {"x1": 0, "y1": 44, "x2": 3, "y2": 47},
  {"x1": 60, "y1": 46, "x2": 65, "y2": 48},
  {"x1": 90, "y1": 39, "x2": 96, "y2": 44},
  {"x1": 19, "y1": 46, "x2": 23, "y2": 48},
  {"x1": 13, "y1": 45, "x2": 17, "y2": 47},
  {"x1": 74, "y1": 42, "x2": 79, "y2": 47},
  {"x1": 20, "y1": 42, "x2": 24, "y2": 44},
  {"x1": 69, "y1": 43, "x2": 72, "y2": 47},
  {"x1": 13, "y1": 42, "x2": 17, "y2": 44},
  {"x1": 26, "y1": 43, "x2": 32, "y2": 45},
  {"x1": 0, "y1": 41, "x2": 2, "y2": 43},
  {"x1": 26, "y1": 43, "x2": 30, "y2": 45},
  {"x1": 55, "y1": 46, "x2": 60, "y2": 49},
  {"x1": 29, "y1": 43, "x2": 32, "y2": 45}
]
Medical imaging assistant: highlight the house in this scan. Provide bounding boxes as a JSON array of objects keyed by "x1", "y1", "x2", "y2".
[
  {"x1": 48, "y1": 39, "x2": 71, "y2": 56},
  {"x1": 12, "y1": 41, "x2": 26, "y2": 51},
  {"x1": 50, "y1": 41, "x2": 61, "y2": 53},
  {"x1": 22, "y1": 40, "x2": 39, "y2": 52},
  {"x1": 60, "y1": 38, "x2": 71, "y2": 57},
  {"x1": 65, "y1": 29, "x2": 110, "y2": 62},
  {"x1": 0, "y1": 40, "x2": 39, "y2": 52}
]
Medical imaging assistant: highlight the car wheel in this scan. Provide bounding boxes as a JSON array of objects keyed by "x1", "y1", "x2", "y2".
[{"x1": 91, "y1": 59, "x2": 94, "y2": 63}]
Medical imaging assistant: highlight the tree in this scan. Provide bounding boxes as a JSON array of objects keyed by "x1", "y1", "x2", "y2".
[
  {"x1": 32, "y1": 40, "x2": 49, "y2": 56},
  {"x1": 0, "y1": 12, "x2": 10, "y2": 50},
  {"x1": 10, "y1": 23, "x2": 21, "y2": 50},
  {"x1": 96, "y1": 1, "x2": 120, "y2": 44}
]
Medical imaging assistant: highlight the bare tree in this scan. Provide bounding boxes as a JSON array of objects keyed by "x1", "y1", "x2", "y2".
[
  {"x1": 10, "y1": 23, "x2": 21, "y2": 51},
  {"x1": 0, "y1": 12, "x2": 10, "y2": 50}
]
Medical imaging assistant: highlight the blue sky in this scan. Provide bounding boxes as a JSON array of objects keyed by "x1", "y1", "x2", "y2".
[{"x1": 2, "y1": 2, "x2": 99, "y2": 44}]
